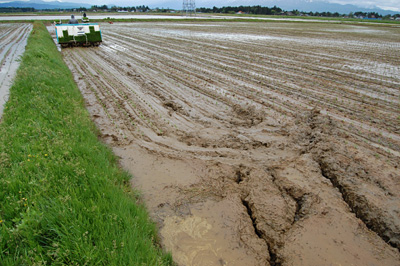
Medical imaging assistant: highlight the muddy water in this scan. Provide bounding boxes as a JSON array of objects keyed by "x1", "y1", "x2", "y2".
[
  {"x1": 115, "y1": 144, "x2": 271, "y2": 265},
  {"x1": 59, "y1": 22, "x2": 400, "y2": 265},
  {"x1": 0, "y1": 24, "x2": 31, "y2": 119}
]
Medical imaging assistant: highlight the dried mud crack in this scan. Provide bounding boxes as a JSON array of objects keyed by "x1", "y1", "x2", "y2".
[{"x1": 50, "y1": 21, "x2": 400, "y2": 265}]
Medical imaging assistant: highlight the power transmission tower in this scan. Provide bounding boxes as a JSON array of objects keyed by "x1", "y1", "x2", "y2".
[{"x1": 182, "y1": 0, "x2": 196, "y2": 16}]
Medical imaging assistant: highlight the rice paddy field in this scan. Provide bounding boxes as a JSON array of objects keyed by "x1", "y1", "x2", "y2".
[{"x1": 29, "y1": 19, "x2": 400, "y2": 265}]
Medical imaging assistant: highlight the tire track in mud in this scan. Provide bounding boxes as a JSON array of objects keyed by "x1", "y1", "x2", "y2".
[
  {"x1": 122, "y1": 25, "x2": 400, "y2": 108},
  {"x1": 105, "y1": 42, "x2": 399, "y2": 156},
  {"x1": 293, "y1": 109, "x2": 400, "y2": 250},
  {"x1": 102, "y1": 34, "x2": 251, "y2": 110},
  {"x1": 96, "y1": 39, "x2": 257, "y2": 135},
  {"x1": 61, "y1": 22, "x2": 400, "y2": 265},
  {"x1": 64, "y1": 49, "x2": 163, "y2": 143},
  {"x1": 103, "y1": 24, "x2": 400, "y2": 151}
]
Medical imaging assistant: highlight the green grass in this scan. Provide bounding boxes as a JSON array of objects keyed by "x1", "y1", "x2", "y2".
[{"x1": 0, "y1": 21, "x2": 173, "y2": 265}]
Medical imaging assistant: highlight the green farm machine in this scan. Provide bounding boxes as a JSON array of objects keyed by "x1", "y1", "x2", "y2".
[{"x1": 55, "y1": 23, "x2": 102, "y2": 48}]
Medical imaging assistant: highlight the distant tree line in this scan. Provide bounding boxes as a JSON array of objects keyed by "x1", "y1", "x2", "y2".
[
  {"x1": 0, "y1": 7, "x2": 35, "y2": 12},
  {"x1": 303, "y1": 11, "x2": 384, "y2": 18},
  {"x1": 197, "y1": 5, "x2": 400, "y2": 19},
  {"x1": 90, "y1": 5, "x2": 150, "y2": 12},
  {"x1": 353, "y1": 11, "x2": 382, "y2": 18},
  {"x1": 197, "y1": 5, "x2": 282, "y2": 15},
  {"x1": 0, "y1": 5, "x2": 148, "y2": 13},
  {"x1": 153, "y1": 8, "x2": 175, "y2": 13},
  {"x1": 41, "y1": 7, "x2": 88, "y2": 12}
]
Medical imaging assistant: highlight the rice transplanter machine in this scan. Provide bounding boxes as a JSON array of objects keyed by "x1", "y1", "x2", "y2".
[{"x1": 55, "y1": 22, "x2": 102, "y2": 48}]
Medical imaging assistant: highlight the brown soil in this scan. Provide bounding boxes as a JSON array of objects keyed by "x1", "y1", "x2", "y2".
[{"x1": 52, "y1": 21, "x2": 400, "y2": 265}]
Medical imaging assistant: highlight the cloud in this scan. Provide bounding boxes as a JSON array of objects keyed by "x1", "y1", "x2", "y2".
[
  {"x1": 376, "y1": 5, "x2": 399, "y2": 12},
  {"x1": 328, "y1": 0, "x2": 376, "y2": 8}
]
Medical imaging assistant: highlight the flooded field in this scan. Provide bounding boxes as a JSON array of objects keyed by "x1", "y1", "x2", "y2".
[
  {"x1": 0, "y1": 23, "x2": 31, "y2": 118},
  {"x1": 55, "y1": 21, "x2": 400, "y2": 265}
]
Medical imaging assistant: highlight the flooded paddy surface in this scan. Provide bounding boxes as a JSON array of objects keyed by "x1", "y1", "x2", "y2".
[
  {"x1": 54, "y1": 21, "x2": 400, "y2": 265},
  {"x1": 0, "y1": 23, "x2": 31, "y2": 119}
]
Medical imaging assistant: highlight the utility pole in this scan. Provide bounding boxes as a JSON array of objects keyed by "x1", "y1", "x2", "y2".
[{"x1": 182, "y1": 0, "x2": 196, "y2": 16}]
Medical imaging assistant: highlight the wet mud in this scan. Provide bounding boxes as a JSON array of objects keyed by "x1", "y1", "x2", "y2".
[
  {"x1": 0, "y1": 23, "x2": 31, "y2": 119},
  {"x1": 54, "y1": 22, "x2": 400, "y2": 265}
]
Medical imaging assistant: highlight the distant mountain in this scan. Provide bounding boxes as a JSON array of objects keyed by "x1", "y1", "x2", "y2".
[{"x1": 0, "y1": 0, "x2": 91, "y2": 9}]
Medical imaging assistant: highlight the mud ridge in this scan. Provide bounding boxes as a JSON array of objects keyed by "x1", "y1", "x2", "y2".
[
  {"x1": 296, "y1": 109, "x2": 400, "y2": 250},
  {"x1": 241, "y1": 198, "x2": 263, "y2": 239},
  {"x1": 270, "y1": 170, "x2": 311, "y2": 225},
  {"x1": 241, "y1": 197, "x2": 281, "y2": 266},
  {"x1": 238, "y1": 167, "x2": 293, "y2": 266},
  {"x1": 318, "y1": 159, "x2": 400, "y2": 250}
]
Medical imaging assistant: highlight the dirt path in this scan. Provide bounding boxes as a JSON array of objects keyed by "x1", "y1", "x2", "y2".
[
  {"x1": 0, "y1": 23, "x2": 31, "y2": 119},
  {"x1": 57, "y1": 22, "x2": 399, "y2": 265}
]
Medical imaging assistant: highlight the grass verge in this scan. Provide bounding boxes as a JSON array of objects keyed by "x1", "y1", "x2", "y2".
[{"x1": 0, "y1": 21, "x2": 173, "y2": 265}]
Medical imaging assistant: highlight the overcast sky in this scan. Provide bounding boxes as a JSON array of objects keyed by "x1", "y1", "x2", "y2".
[{"x1": 329, "y1": 0, "x2": 399, "y2": 11}]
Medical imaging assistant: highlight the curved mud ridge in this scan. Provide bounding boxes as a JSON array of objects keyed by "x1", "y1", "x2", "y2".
[{"x1": 55, "y1": 22, "x2": 400, "y2": 265}]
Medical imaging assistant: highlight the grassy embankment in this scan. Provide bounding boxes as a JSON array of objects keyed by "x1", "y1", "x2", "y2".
[{"x1": 0, "y1": 21, "x2": 173, "y2": 265}]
